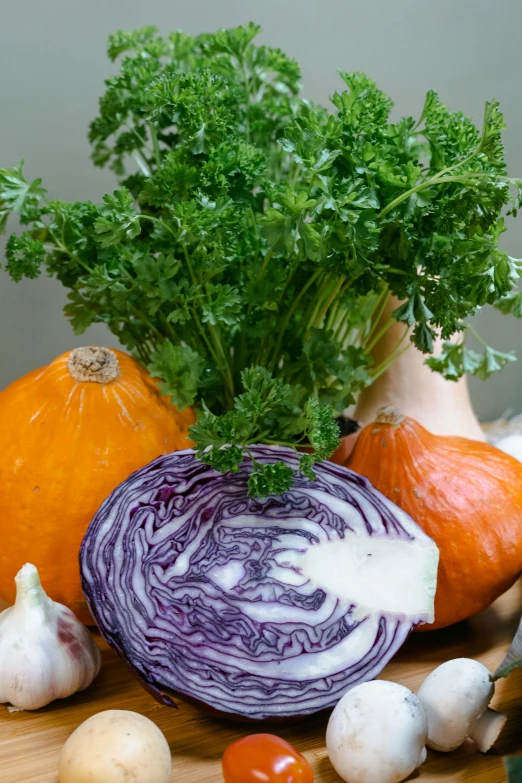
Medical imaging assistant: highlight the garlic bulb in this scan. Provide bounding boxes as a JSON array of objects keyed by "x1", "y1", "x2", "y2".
[{"x1": 0, "y1": 563, "x2": 101, "y2": 710}]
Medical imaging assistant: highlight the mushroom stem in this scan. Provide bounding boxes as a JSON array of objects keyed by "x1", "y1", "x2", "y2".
[{"x1": 469, "y1": 708, "x2": 507, "y2": 753}]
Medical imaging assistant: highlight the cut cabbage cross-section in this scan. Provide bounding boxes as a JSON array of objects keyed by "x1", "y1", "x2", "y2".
[{"x1": 80, "y1": 446, "x2": 438, "y2": 720}]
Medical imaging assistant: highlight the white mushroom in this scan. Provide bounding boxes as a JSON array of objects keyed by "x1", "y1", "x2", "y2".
[
  {"x1": 417, "y1": 658, "x2": 507, "y2": 752},
  {"x1": 326, "y1": 680, "x2": 428, "y2": 783}
]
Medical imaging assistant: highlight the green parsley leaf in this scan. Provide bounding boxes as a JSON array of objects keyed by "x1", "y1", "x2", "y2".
[
  {"x1": 247, "y1": 462, "x2": 294, "y2": 497},
  {"x1": 0, "y1": 162, "x2": 46, "y2": 229},
  {"x1": 304, "y1": 398, "x2": 340, "y2": 460},
  {"x1": 425, "y1": 341, "x2": 482, "y2": 380},
  {"x1": 5, "y1": 233, "x2": 46, "y2": 281},
  {"x1": 299, "y1": 453, "x2": 318, "y2": 481},
  {"x1": 149, "y1": 343, "x2": 204, "y2": 409},
  {"x1": 200, "y1": 443, "x2": 244, "y2": 474},
  {"x1": 426, "y1": 338, "x2": 515, "y2": 381},
  {"x1": 495, "y1": 290, "x2": 522, "y2": 318},
  {"x1": 94, "y1": 188, "x2": 141, "y2": 247},
  {"x1": 201, "y1": 284, "x2": 242, "y2": 326},
  {"x1": 474, "y1": 345, "x2": 516, "y2": 380},
  {"x1": 64, "y1": 291, "x2": 98, "y2": 335}
]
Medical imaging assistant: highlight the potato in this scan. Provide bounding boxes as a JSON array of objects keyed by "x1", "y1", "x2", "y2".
[{"x1": 59, "y1": 710, "x2": 171, "y2": 783}]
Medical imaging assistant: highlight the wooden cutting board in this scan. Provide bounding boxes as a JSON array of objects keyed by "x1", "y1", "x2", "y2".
[{"x1": 2, "y1": 582, "x2": 522, "y2": 783}]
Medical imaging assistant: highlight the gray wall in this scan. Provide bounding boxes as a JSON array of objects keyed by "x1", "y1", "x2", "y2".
[{"x1": 1, "y1": 0, "x2": 522, "y2": 419}]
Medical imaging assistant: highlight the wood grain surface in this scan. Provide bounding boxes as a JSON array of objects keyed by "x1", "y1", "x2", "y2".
[{"x1": 2, "y1": 582, "x2": 522, "y2": 783}]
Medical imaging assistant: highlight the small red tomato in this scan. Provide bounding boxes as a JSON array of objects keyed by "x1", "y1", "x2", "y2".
[{"x1": 222, "y1": 733, "x2": 314, "y2": 783}]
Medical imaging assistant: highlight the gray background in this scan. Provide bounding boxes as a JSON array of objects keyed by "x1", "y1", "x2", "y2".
[{"x1": 1, "y1": 0, "x2": 521, "y2": 420}]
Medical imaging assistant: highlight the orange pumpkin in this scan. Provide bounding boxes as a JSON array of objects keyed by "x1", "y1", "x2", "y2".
[
  {"x1": 0, "y1": 346, "x2": 195, "y2": 622},
  {"x1": 346, "y1": 407, "x2": 522, "y2": 630}
]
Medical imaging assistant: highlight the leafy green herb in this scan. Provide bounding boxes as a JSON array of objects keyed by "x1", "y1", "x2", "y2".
[
  {"x1": 426, "y1": 339, "x2": 516, "y2": 381},
  {"x1": 2, "y1": 23, "x2": 522, "y2": 495}
]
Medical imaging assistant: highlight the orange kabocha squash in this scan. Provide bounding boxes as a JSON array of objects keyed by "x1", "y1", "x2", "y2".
[
  {"x1": 346, "y1": 407, "x2": 522, "y2": 630},
  {"x1": 0, "y1": 346, "x2": 195, "y2": 623}
]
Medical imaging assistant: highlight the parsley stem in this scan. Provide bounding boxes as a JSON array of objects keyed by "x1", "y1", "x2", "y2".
[
  {"x1": 364, "y1": 316, "x2": 395, "y2": 353},
  {"x1": 430, "y1": 150, "x2": 480, "y2": 182},
  {"x1": 240, "y1": 59, "x2": 251, "y2": 141},
  {"x1": 190, "y1": 307, "x2": 217, "y2": 357},
  {"x1": 326, "y1": 296, "x2": 342, "y2": 333},
  {"x1": 362, "y1": 287, "x2": 390, "y2": 349},
  {"x1": 202, "y1": 280, "x2": 235, "y2": 400},
  {"x1": 132, "y1": 152, "x2": 152, "y2": 178},
  {"x1": 159, "y1": 313, "x2": 181, "y2": 345},
  {"x1": 335, "y1": 309, "x2": 354, "y2": 346},
  {"x1": 181, "y1": 243, "x2": 235, "y2": 404},
  {"x1": 466, "y1": 322, "x2": 488, "y2": 348},
  {"x1": 139, "y1": 214, "x2": 177, "y2": 239},
  {"x1": 240, "y1": 231, "x2": 270, "y2": 368},
  {"x1": 133, "y1": 341, "x2": 151, "y2": 365},
  {"x1": 125, "y1": 123, "x2": 154, "y2": 158},
  {"x1": 256, "y1": 248, "x2": 274, "y2": 283},
  {"x1": 371, "y1": 337, "x2": 411, "y2": 381},
  {"x1": 47, "y1": 230, "x2": 91, "y2": 275},
  {"x1": 379, "y1": 172, "x2": 490, "y2": 219},
  {"x1": 427, "y1": 103, "x2": 494, "y2": 182},
  {"x1": 261, "y1": 439, "x2": 301, "y2": 448},
  {"x1": 305, "y1": 274, "x2": 339, "y2": 338},
  {"x1": 331, "y1": 280, "x2": 356, "y2": 341},
  {"x1": 127, "y1": 303, "x2": 164, "y2": 340},
  {"x1": 268, "y1": 267, "x2": 322, "y2": 372},
  {"x1": 248, "y1": 206, "x2": 261, "y2": 263},
  {"x1": 313, "y1": 276, "x2": 346, "y2": 333},
  {"x1": 190, "y1": 305, "x2": 233, "y2": 402},
  {"x1": 207, "y1": 319, "x2": 236, "y2": 402},
  {"x1": 181, "y1": 244, "x2": 198, "y2": 287},
  {"x1": 149, "y1": 125, "x2": 162, "y2": 168}
]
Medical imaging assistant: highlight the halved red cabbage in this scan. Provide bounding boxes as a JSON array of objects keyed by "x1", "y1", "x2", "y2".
[{"x1": 80, "y1": 446, "x2": 438, "y2": 720}]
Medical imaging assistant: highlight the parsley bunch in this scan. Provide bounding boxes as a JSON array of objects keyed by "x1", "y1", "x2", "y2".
[{"x1": 2, "y1": 23, "x2": 522, "y2": 495}]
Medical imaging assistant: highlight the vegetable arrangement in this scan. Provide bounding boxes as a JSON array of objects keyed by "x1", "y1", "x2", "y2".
[
  {"x1": 346, "y1": 407, "x2": 522, "y2": 629},
  {"x1": 3, "y1": 22, "x2": 522, "y2": 494},
  {"x1": 80, "y1": 445, "x2": 438, "y2": 720},
  {"x1": 2, "y1": 19, "x2": 522, "y2": 783},
  {"x1": 0, "y1": 345, "x2": 193, "y2": 621}
]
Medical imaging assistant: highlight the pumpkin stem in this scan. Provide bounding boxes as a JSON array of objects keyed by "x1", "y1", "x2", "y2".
[
  {"x1": 375, "y1": 406, "x2": 405, "y2": 426},
  {"x1": 68, "y1": 347, "x2": 119, "y2": 384}
]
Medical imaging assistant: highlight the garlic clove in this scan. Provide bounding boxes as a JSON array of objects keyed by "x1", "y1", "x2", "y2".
[{"x1": 0, "y1": 563, "x2": 101, "y2": 710}]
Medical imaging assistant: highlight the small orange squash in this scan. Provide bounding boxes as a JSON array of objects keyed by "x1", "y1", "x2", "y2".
[
  {"x1": 346, "y1": 407, "x2": 522, "y2": 630},
  {"x1": 0, "y1": 346, "x2": 195, "y2": 622}
]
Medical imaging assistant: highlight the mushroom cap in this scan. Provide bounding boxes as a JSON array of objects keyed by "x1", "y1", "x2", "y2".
[
  {"x1": 326, "y1": 680, "x2": 428, "y2": 783},
  {"x1": 417, "y1": 658, "x2": 494, "y2": 751}
]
